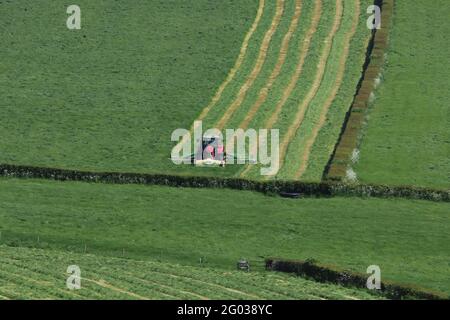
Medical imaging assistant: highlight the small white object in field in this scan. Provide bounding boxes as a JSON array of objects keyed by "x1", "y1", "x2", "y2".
[
  {"x1": 351, "y1": 149, "x2": 360, "y2": 164},
  {"x1": 346, "y1": 168, "x2": 358, "y2": 183}
]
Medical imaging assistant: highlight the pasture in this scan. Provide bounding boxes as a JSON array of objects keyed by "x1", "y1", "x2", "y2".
[
  {"x1": 0, "y1": 0, "x2": 373, "y2": 180},
  {"x1": 1, "y1": 0, "x2": 449, "y2": 301},
  {"x1": 355, "y1": 0, "x2": 450, "y2": 189},
  {"x1": 0, "y1": 178, "x2": 449, "y2": 294},
  {"x1": 0, "y1": 246, "x2": 381, "y2": 300},
  {"x1": 0, "y1": 0, "x2": 255, "y2": 176}
]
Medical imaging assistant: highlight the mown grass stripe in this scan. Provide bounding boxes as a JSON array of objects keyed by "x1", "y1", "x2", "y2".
[
  {"x1": 215, "y1": 0, "x2": 286, "y2": 130},
  {"x1": 238, "y1": 0, "x2": 304, "y2": 130},
  {"x1": 83, "y1": 278, "x2": 150, "y2": 300},
  {"x1": 275, "y1": 0, "x2": 344, "y2": 176},
  {"x1": 130, "y1": 268, "x2": 263, "y2": 300},
  {"x1": 240, "y1": 0, "x2": 323, "y2": 178},
  {"x1": 295, "y1": 0, "x2": 361, "y2": 179}
]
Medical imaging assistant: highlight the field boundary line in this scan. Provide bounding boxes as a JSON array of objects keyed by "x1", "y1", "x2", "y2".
[
  {"x1": 238, "y1": 0, "x2": 304, "y2": 130},
  {"x1": 1, "y1": 163, "x2": 448, "y2": 202},
  {"x1": 276, "y1": 0, "x2": 344, "y2": 176},
  {"x1": 240, "y1": 0, "x2": 323, "y2": 178},
  {"x1": 173, "y1": 0, "x2": 265, "y2": 153},
  {"x1": 215, "y1": 0, "x2": 285, "y2": 130},
  {"x1": 295, "y1": 0, "x2": 361, "y2": 179}
]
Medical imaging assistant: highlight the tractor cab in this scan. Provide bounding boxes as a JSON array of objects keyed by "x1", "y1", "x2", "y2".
[{"x1": 194, "y1": 135, "x2": 225, "y2": 166}]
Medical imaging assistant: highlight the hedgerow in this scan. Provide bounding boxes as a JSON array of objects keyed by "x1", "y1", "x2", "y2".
[
  {"x1": 265, "y1": 258, "x2": 449, "y2": 300},
  {"x1": 1, "y1": 163, "x2": 448, "y2": 202}
]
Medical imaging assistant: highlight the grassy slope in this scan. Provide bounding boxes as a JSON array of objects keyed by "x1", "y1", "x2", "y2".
[
  {"x1": 0, "y1": 246, "x2": 380, "y2": 300},
  {"x1": 0, "y1": 0, "x2": 255, "y2": 176},
  {"x1": 0, "y1": 178, "x2": 449, "y2": 293},
  {"x1": 355, "y1": 0, "x2": 450, "y2": 189}
]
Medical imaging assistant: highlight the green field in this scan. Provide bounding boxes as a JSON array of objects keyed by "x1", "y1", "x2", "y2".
[
  {"x1": 0, "y1": 246, "x2": 382, "y2": 300},
  {"x1": 0, "y1": 0, "x2": 373, "y2": 180},
  {"x1": 1, "y1": 0, "x2": 449, "y2": 301},
  {"x1": 0, "y1": 0, "x2": 255, "y2": 177},
  {"x1": 1, "y1": 178, "x2": 449, "y2": 294},
  {"x1": 355, "y1": 0, "x2": 450, "y2": 189}
]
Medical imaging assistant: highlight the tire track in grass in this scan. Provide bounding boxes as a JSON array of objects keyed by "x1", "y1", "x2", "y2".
[
  {"x1": 215, "y1": 0, "x2": 285, "y2": 130},
  {"x1": 276, "y1": 0, "x2": 343, "y2": 176},
  {"x1": 238, "y1": 0, "x2": 304, "y2": 130},
  {"x1": 173, "y1": 0, "x2": 265, "y2": 153},
  {"x1": 108, "y1": 272, "x2": 185, "y2": 300},
  {"x1": 240, "y1": 0, "x2": 322, "y2": 177},
  {"x1": 137, "y1": 269, "x2": 262, "y2": 300},
  {"x1": 295, "y1": 0, "x2": 361, "y2": 179},
  {"x1": 83, "y1": 278, "x2": 150, "y2": 300},
  {"x1": 123, "y1": 272, "x2": 210, "y2": 300}
]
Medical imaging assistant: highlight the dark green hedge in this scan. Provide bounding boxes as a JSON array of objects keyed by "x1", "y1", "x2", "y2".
[
  {"x1": 325, "y1": 0, "x2": 395, "y2": 181},
  {"x1": 0, "y1": 164, "x2": 448, "y2": 202},
  {"x1": 265, "y1": 258, "x2": 449, "y2": 300}
]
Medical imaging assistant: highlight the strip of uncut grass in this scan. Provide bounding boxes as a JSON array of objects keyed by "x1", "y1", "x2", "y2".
[
  {"x1": 1, "y1": 178, "x2": 449, "y2": 293},
  {"x1": 201, "y1": 1, "x2": 278, "y2": 130},
  {"x1": 226, "y1": 0, "x2": 305, "y2": 131},
  {"x1": 241, "y1": 0, "x2": 334, "y2": 179},
  {"x1": 214, "y1": 0, "x2": 286, "y2": 130},
  {"x1": 301, "y1": 0, "x2": 372, "y2": 181},
  {"x1": 277, "y1": 0, "x2": 359, "y2": 179},
  {"x1": 293, "y1": 0, "x2": 362, "y2": 179},
  {"x1": 275, "y1": 0, "x2": 344, "y2": 179},
  {"x1": 0, "y1": 246, "x2": 381, "y2": 300}
]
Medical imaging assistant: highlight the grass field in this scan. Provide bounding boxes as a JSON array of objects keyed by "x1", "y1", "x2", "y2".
[
  {"x1": 354, "y1": 1, "x2": 450, "y2": 189},
  {"x1": 1, "y1": 0, "x2": 449, "y2": 301},
  {"x1": 0, "y1": 0, "x2": 255, "y2": 176},
  {"x1": 1, "y1": 178, "x2": 449, "y2": 294},
  {"x1": 0, "y1": 0, "x2": 373, "y2": 181},
  {"x1": 0, "y1": 246, "x2": 382, "y2": 300}
]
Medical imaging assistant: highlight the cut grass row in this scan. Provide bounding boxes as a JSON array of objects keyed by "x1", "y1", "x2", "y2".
[
  {"x1": 0, "y1": 246, "x2": 381, "y2": 300},
  {"x1": 1, "y1": 0, "x2": 375, "y2": 181},
  {"x1": 230, "y1": 0, "x2": 372, "y2": 180},
  {"x1": 0, "y1": 178, "x2": 449, "y2": 294}
]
